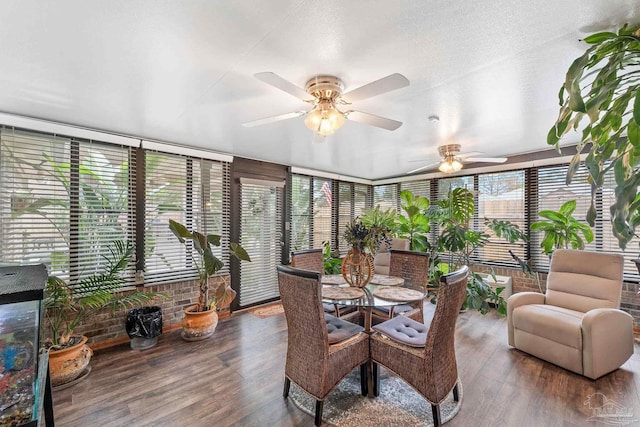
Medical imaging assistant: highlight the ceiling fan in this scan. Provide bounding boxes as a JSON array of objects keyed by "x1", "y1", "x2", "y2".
[
  {"x1": 407, "y1": 144, "x2": 508, "y2": 174},
  {"x1": 242, "y1": 72, "x2": 409, "y2": 137}
]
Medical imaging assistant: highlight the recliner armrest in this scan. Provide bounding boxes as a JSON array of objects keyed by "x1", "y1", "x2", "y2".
[
  {"x1": 581, "y1": 308, "x2": 634, "y2": 379},
  {"x1": 507, "y1": 292, "x2": 545, "y2": 347}
]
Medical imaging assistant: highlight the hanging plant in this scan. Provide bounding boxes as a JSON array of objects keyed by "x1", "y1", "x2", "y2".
[{"x1": 548, "y1": 23, "x2": 640, "y2": 249}]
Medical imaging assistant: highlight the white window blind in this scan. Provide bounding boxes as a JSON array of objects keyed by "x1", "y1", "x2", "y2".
[
  {"x1": 144, "y1": 151, "x2": 230, "y2": 284},
  {"x1": 289, "y1": 174, "x2": 312, "y2": 250},
  {"x1": 338, "y1": 182, "x2": 353, "y2": 252},
  {"x1": 400, "y1": 180, "x2": 430, "y2": 200},
  {"x1": 437, "y1": 176, "x2": 474, "y2": 200},
  {"x1": 354, "y1": 183, "x2": 369, "y2": 217},
  {"x1": 600, "y1": 169, "x2": 639, "y2": 279},
  {"x1": 477, "y1": 171, "x2": 526, "y2": 264},
  {"x1": 238, "y1": 182, "x2": 283, "y2": 307},
  {"x1": 313, "y1": 178, "x2": 333, "y2": 249},
  {"x1": 373, "y1": 184, "x2": 398, "y2": 211},
  {"x1": 0, "y1": 127, "x2": 136, "y2": 285},
  {"x1": 531, "y1": 165, "x2": 595, "y2": 269}
]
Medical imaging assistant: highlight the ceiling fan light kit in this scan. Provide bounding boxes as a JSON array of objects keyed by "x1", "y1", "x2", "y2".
[
  {"x1": 408, "y1": 143, "x2": 508, "y2": 174},
  {"x1": 303, "y1": 77, "x2": 346, "y2": 136},
  {"x1": 244, "y1": 72, "x2": 409, "y2": 137},
  {"x1": 438, "y1": 157, "x2": 463, "y2": 173}
]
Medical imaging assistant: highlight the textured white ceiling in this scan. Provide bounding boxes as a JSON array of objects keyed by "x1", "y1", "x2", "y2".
[{"x1": 0, "y1": 1, "x2": 638, "y2": 179}]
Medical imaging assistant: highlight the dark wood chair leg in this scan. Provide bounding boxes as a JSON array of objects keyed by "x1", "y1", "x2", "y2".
[
  {"x1": 315, "y1": 400, "x2": 324, "y2": 426},
  {"x1": 360, "y1": 363, "x2": 368, "y2": 396},
  {"x1": 372, "y1": 362, "x2": 380, "y2": 397},
  {"x1": 432, "y1": 404, "x2": 442, "y2": 427},
  {"x1": 283, "y1": 377, "x2": 291, "y2": 398},
  {"x1": 453, "y1": 383, "x2": 459, "y2": 401}
]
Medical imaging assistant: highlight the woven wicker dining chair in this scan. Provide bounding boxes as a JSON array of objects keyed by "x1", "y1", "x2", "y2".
[
  {"x1": 291, "y1": 249, "x2": 359, "y2": 321},
  {"x1": 290, "y1": 248, "x2": 324, "y2": 273},
  {"x1": 370, "y1": 265, "x2": 469, "y2": 427},
  {"x1": 371, "y1": 249, "x2": 430, "y2": 324},
  {"x1": 277, "y1": 265, "x2": 370, "y2": 426}
]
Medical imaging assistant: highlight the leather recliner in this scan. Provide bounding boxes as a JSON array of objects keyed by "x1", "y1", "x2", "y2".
[{"x1": 507, "y1": 249, "x2": 634, "y2": 379}]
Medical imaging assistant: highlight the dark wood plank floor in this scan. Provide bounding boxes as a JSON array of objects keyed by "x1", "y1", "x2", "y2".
[{"x1": 53, "y1": 306, "x2": 640, "y2": 426}]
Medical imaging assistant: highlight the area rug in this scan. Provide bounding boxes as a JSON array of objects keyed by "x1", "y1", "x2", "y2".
[
  {"x1": 248, "y1": 302, "x2": 285, "y2": 318},
  {"x1": 289, "y1": 368, "x2": 462, "y2": 426}
]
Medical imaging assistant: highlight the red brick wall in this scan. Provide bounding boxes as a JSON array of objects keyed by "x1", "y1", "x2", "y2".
[{"x1": 69, "y1": 274, "x2": 229, "y2": 346}]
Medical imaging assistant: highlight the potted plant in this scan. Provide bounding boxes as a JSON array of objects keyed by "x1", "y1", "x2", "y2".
[
  {"x1": 548, "y1": 23, "x2": 640, "y2": 250},
  {"x1": 396, "y1": 190, "x2": 431, "y2": 252},
  {"x1": 169, "y1": 219, "x2": 250, "y2": 341},
  {"x1": 530, "y1": 200, "x2": 594, "y2": 256},
  {"x1": 341, "y1": 218, "x2": 378, "y2": 287},
  {"x1": 425, "y1": 187, "x2": 528, "y2": 315},
  {"x1": 45, "y1": 240, "x2": 164, "y2": 387}
]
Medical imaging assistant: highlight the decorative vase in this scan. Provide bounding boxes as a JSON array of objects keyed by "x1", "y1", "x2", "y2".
[
  {"x1": 341, "y1": 247, "x2": 374, "y2": 288},
  {"x1": 48, "y1": 335, "x2": 92, "y2": 387},
  {"x1": 182, "y1": 305, "x2": 218, "y2": 341}
]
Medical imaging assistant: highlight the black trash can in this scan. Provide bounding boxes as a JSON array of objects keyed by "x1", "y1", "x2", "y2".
[{"x1": 126, "y1": 306, "x2": 163, "y2": 350}]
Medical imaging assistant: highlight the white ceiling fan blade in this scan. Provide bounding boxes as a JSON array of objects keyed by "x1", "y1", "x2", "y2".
[
  {"x1": 463, "y1": 157, "x2": 508, "y2": 163},
  {"x1": 346, "y1": 111, "x2": 402, "y2": 130},
  {"x1": 342, "y1": 73, "x2": 409, "y2": 102},
  {"x1": 407, "y1": 161, "x2": 440, "y2": 174},
  {"x1": 242, "y1": 111, "x2": 307, "y2": 128},
  {"x1": 408, "y1": 158, "x2": 439, "y2": 163},
  {"x1": 457, "y1": 151, "x2": 483, "y2": 159},
  {"x1": 254, "y1": 72, "x2": 310, "y2": 101}
]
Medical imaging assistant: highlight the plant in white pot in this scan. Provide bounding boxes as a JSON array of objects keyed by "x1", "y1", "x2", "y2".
[
  {"x1": 169, "y1": 219, "x2": 251, "y2": 341},
  {"x1": 45, "y1": 240, "x2": 164, "y2": 387}
]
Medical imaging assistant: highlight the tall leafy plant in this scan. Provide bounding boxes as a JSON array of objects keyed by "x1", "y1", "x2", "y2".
[
  {"x1": 397, "y1": 190, "x2": 431, "y2": 252},
  {"x1": 548, "y1": 23, "x2": 640, "y2": 249},
  {"x1": 427, "y1": 188, "x2": 528, "y2": 315},
  {"x1": 530, "y1": 200, "x2": 594, "y2": 255},
  {"x1": 169, "y1": 220, "x2": 251, "y2": 312}
]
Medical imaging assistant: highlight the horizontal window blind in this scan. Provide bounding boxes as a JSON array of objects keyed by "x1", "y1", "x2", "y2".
[
  {"x1": 338, "y1": 182, "x2": 353, "y2": 252},
  {"x1": 437, "y1": 176, "x2": 474, "y2": 200},
  {"x1": 238, "y1": 182, "x2": 283, "y2": 307},
  {"x1": 354, "y1": 183, "x2": 369, "y2": 217},
  {"x1": 289, "y1": 174, "x2": 312, "y2": 251},
  {"x1": 76, "y1": 139, "x2": 136, "y2": 285},
  {"x1": 373, "y1": 184, "x2": 399, "y2": 211},
  {"x1": 601, "y1": 169, "x2": 640, "y2": 279},
  {"x1": 477, "y1": 171, "x2": 526, "y2": 264},
  {"x1": 0, "y1": 127, "x2": 136, "y2": 286},
  {"x1": 313, "y1": 178, "x2": 333, "y2": 250},
  {"x1": 0, "y1": 128, "x2": 71, "y2": 277},
  {"x1": 531, "y1": 164, "x2": 595, "y2": 269},
  {"x1": 144, "y1": 151, "x2": 230, "y2": 284}
]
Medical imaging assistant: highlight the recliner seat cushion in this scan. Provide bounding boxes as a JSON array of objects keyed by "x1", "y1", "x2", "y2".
[{"x1": 512, "y1": 304, "x2": 583, "y2": 349}]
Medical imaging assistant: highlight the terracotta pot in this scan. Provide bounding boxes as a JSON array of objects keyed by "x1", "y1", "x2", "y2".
[
  {"x1": 182, "y1": 305, "x2": 218, "y2": 341},
  {"x1": 48, "y1": 335, "x2": 92, "y2": 387},
  {"x1": 341, "y1": 248, "x2": 374, "y2": 288}
]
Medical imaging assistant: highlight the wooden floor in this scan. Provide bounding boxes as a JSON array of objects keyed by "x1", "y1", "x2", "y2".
[{"x1": 53, "y1": 305, "x2": 640, "y2": 426}]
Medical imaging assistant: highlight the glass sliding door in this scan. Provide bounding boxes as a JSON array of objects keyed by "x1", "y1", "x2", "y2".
[{"x1": 238, "y1": 179, "x2": 283, "y2": 307}]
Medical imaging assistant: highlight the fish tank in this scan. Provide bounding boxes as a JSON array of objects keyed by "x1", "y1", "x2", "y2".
[{"x1": 0, "y1": 265, "x2": 48, "y2": 427}]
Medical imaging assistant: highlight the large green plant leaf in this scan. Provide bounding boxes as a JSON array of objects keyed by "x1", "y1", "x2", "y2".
[
  {"x1": 230, "y1": 242, "x2": 251, "y2": 261},
  {"x1": 169, "y1": 219, "x2": 192, "y2": 243}
]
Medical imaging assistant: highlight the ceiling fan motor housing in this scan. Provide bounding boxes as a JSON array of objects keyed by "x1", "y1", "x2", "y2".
[
  {"x1": 438, "y1": 143, "x2": 461, "y2": 158},
  {"x1": 305, "y1": 75, "x2": 344, "y2": 102}
]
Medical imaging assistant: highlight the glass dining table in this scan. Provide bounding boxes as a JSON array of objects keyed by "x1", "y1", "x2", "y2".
[{"x1": 321, "y1": 274, "x2": 428, "y2": 332}]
